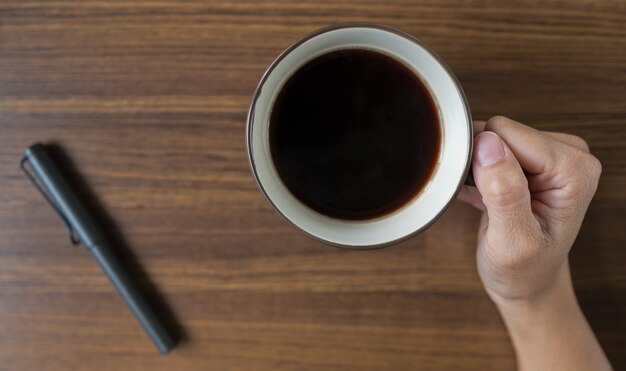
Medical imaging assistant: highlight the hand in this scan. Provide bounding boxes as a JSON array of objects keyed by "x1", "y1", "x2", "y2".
[
  {"x1": 458, "y1": 116, "x2": 612, "y2": 371},
  {"x1": 459, "y1": 116, "x2": 601, "y2": 305}
]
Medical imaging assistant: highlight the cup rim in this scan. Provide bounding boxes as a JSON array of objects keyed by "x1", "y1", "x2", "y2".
[{"x1": 246, "y1": 22, "x2": 473, "y2": 249}]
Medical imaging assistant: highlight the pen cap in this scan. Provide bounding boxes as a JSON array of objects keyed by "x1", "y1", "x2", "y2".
[{"x1": 23, "y1": 143, "x2": 105, "y2": 248}]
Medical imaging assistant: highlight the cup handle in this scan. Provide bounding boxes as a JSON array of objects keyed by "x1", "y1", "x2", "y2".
[{"x1": 464, "y1": 165, "x2": 475, "y2": 187}]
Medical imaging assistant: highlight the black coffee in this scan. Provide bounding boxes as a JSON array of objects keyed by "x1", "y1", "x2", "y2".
[{"x1": 269, "y1": 49, "x2": 440, "y2": 220}]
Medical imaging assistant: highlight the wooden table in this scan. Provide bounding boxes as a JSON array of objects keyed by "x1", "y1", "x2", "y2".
[{"x1": 1, "y1": 1, "x2": 624, "y2": 370}]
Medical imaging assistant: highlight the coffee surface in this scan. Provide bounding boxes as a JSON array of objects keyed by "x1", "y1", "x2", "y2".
[{"x1": 270, "y1": 49, "x2": 440, "y2": 220}]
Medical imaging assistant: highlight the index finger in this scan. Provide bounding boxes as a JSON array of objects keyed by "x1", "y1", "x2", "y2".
[{"x1": 483, "y1": 116, "x2": 568, "y2": 176}]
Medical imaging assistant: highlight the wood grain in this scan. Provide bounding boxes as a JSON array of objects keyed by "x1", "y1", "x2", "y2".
[{"x1": 1, "y1": 1, "x2": 625, "y2": 370}]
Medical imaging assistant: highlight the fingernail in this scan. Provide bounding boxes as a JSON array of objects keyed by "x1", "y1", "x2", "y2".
[{"x1": 476, "y1": 132, "x2": 505, "y2": 167}]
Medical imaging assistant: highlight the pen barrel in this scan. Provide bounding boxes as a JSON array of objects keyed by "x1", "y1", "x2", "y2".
[{"x1": 90, "y1": 243, "x2": 175, "y2": 354}]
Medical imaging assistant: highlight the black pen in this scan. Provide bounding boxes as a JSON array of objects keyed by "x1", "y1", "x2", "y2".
[{"x1": 21, "y1": 143, "x2": 175, "y2": 354}]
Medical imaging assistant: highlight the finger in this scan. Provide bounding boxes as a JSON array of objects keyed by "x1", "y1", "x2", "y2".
[
  {"x1": 457, "y1": 186, "x2": 487, "y2": 211},
  {"x1": 473, "y1": 120, "x2": 487, "y2": 134},
  {"x1": 543, "y1": 132, "x2": 590, "y2": 153},
  {"x1": 527, "y1": 132, "x2": 591, "y2": 194},
  {"x1": 472, "y1": 131, "x2": 541, "y2": 235},
  {"x1": 484, "y1": 116, "x2": 569, "y2": 176}
]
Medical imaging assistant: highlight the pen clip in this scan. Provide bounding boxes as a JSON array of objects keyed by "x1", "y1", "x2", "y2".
[{"x1": 20, "y1": 156, "x2": 80, "y2": 246}]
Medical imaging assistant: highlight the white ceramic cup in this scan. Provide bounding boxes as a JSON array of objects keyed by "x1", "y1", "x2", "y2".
[{"x1": 247, "y1": 23, "x2": 472, "y2": 249}]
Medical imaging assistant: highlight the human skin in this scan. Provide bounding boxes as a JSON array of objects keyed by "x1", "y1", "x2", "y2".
[{"x1": 458, "y1": 116, "x2": 612, "y2": 371}]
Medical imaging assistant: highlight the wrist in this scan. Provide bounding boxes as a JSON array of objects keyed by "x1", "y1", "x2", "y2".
[
  {"x1": 489, "y1": 262, "x2": 613, "y2": 371},
  {"x1": 492, "y1": 262, "x2": 579, "y2": 324},
  {"x1": 491, "y1": 262, "x2": 588, "y2": 355}
]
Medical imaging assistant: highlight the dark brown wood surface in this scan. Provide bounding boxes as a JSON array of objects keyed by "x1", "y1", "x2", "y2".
[{"x1": 1, "y1": 1, "x2": 625, "y2": 370}]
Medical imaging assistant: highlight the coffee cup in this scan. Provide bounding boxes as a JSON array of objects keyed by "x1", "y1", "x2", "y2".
[{"x1": 247, "y1": 23, "x2": 472, "y2": 249}]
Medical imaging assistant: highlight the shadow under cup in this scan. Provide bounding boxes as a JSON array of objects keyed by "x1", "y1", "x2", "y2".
[{"x1": 247, "y1": 24, "x2": 472, "y2": 249}]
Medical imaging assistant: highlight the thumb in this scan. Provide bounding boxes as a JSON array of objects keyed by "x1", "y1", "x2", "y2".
[{"x1": 472, "y1": 132, "x2": 536, "y2": 234}]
